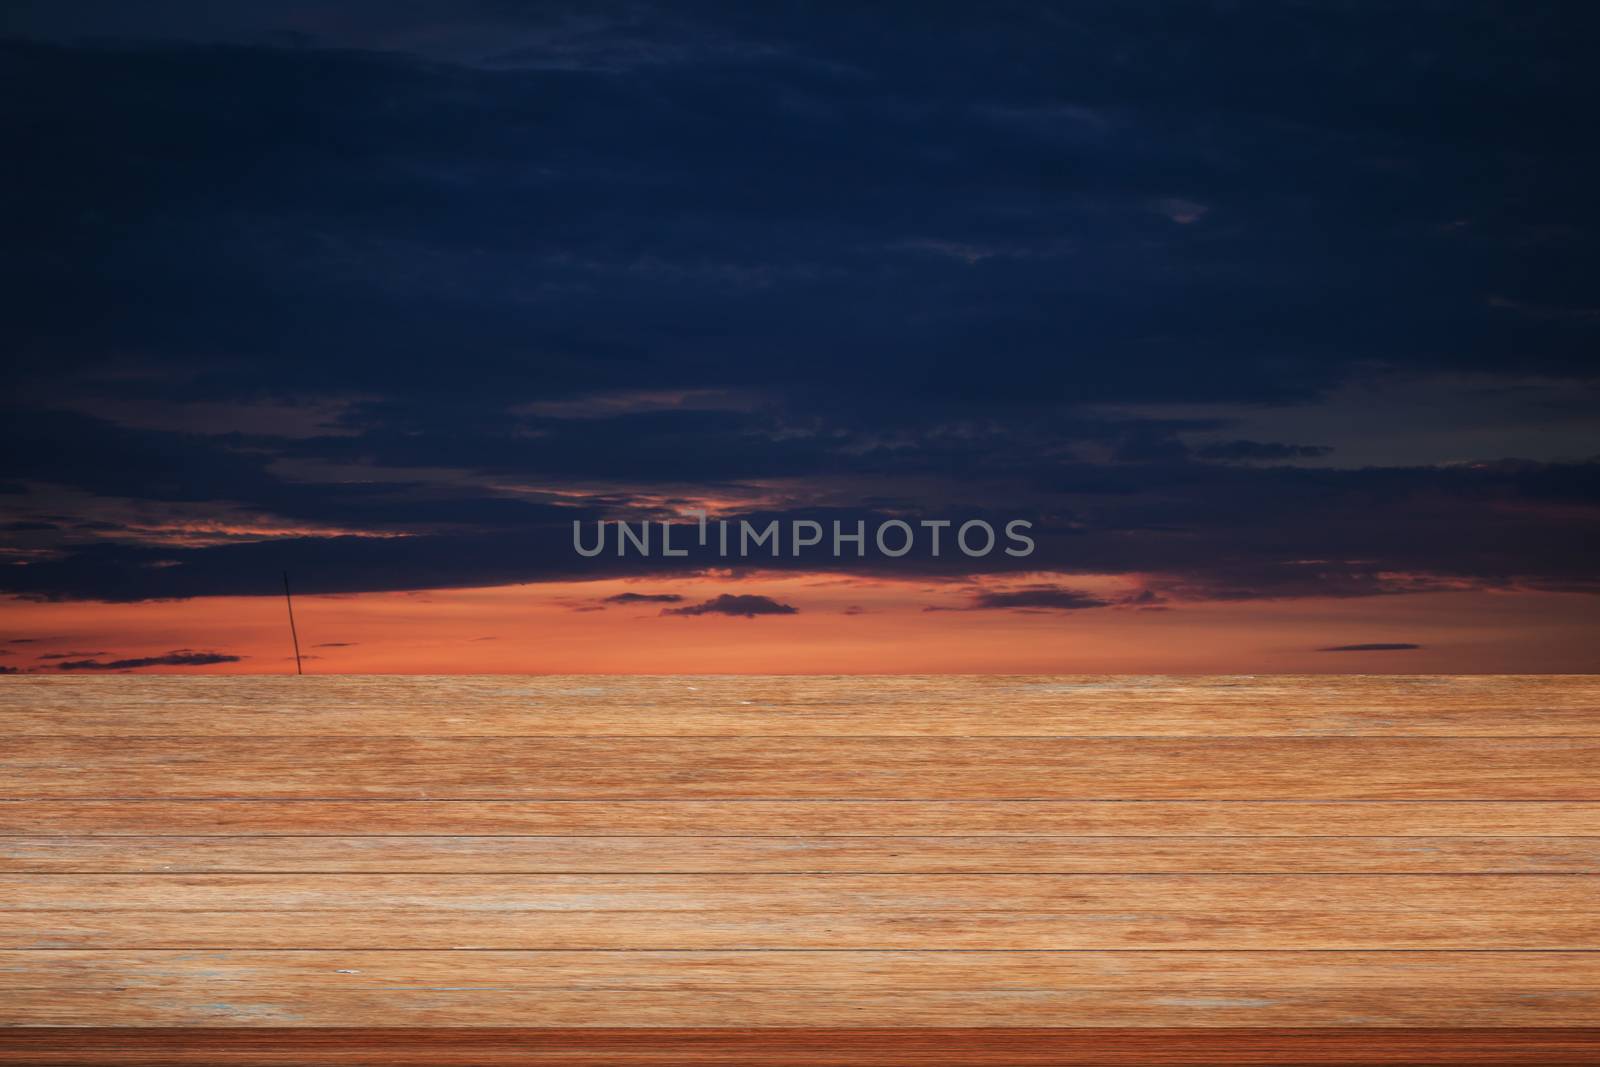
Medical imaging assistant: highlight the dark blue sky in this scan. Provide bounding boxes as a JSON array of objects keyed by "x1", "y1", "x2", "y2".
[{"x1": 2, "y1": 1, "x2": 1597, "y2": 609}]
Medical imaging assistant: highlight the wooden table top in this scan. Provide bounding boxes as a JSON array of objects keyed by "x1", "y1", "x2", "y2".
[{"x1": 1, "y1": 675, "x2": 1597, "y2": 1063}]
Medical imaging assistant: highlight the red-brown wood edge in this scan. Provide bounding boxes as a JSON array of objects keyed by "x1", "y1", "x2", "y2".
[{"x1": 3, "y1": 1029, "x2": 1599, "y2": 1065}]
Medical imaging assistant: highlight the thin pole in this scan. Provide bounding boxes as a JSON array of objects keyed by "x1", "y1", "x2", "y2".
[{"x1": 282, "y1": 571, "x2": 303, "y2": 676}]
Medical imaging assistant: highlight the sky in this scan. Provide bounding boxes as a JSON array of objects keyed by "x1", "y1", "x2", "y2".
[{"x1": 2, "y1": 1, "x2": 1597, "y2": 673}]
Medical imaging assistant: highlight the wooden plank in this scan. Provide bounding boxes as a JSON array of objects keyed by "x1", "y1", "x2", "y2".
[
  {"x1": 6, "y1": 674, "x2": 1599, "y2": 736},
  {"x1": 4, "y1": 1028, "x2": 1600, "y2": 1066},
  {"x1": 6, "y1": 949, "x2": 1597, "y2": 989},
  {"x1": 8, "y1": 910, "x2": 1594, "y2": 949},
  {"x1": 9, "y1": 674, "x2": 1600, "y2": 733},
  {"x1": 5, "y1": 949, "x2": 1599, "y2": 1031},
  {"x1": 4, "y1": 835, "x2": 1595, "y2": 873},
  {"x1": 2, "y1": 873, "x2": 1590, "y2": 911},
  {"x1": 6, "y1": 800, "x2": 1592, "y2": 836},
  {"x1": 5, "y1": 737, "x2": 1597, "y2": 799},
  {"x1": 6, "y1": 673, "x2": 1596, "y2": 708},
  {"x1": 6, "y1": 987, "x2": 1600, "y2": 1027}
]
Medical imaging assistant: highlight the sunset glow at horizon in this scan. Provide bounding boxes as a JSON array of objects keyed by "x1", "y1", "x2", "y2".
[{"x1": 5, "y1": 577, "x2": 1595, "y2": 675}]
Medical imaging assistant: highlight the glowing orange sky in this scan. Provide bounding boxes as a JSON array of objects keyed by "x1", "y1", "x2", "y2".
[{"x1": 4, "y1": 574, "x2": 1596, "y2": 674}]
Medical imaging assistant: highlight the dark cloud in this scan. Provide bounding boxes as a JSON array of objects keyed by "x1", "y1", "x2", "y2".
[
  {"x1": 6, "y1": 7, "x2": 1599, "y2": 415},
  {"x1": 1318, "y1": 642, "x2": 1423, "y2": 652},
  {"x1": 312, "y1": 642, "x2": 357, "y2": 647},
  {"x1": 0, "y1": 666, "x2": 19, "y2": 674},
  {"x1": 52, "y1": 650, "x2": 244, "y2": 670},
  {"x1": 605, "y1": 592, "x2": 685, "y2": 604},
  {"x1": 1194, "y1": 441, "x2": 1334, "y2": 463},
  {"x1": 664, "y1": 594, "x2": 798, "y2": 618},
  {"x1": 36, "y1": 650, "x2": 110, "y2": 660},
  {"x1": 970, "y1": 586, "x2": 1114, "y2": 611}
]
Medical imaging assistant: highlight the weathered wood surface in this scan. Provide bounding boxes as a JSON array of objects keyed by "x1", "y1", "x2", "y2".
[{"x1": 0, "y1": 675, "x2": 1595, "y2": 1033}]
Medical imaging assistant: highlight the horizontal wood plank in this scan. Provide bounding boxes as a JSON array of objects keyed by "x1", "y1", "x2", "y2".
[
  {"x1": 6, "y1": 800, "x2": 1591, "y2": 836},
  {"x1": 8, "y1": 949, "x2": 1598, "y2": 990},
  {"x1": 6, "y1": 737, "x2": 1597, "y2": 799},
  {"x1": 2, "y1": 873, "x2": 1589, "y2": 911},
  {"x1": 7, "y1": 947, "x2": 1598, "y2": 1022},
  {"x1": 4, "y1": 835, "x2": 1594, "y2": 873},
  {"x1": 8, "y1": 910, "x2": 1594, "y2": 949},
  {"x1": 5, "y1": 674, "x2": 1598, "y2": 736},
  {"x1": 6, "y1": 673, "x2": 1596, "y2": 717},
  {"x1": 7, "y1": 988, "x2": 1600, "y2": 1027}
]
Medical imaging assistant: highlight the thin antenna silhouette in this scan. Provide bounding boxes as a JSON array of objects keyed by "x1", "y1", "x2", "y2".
[{"x1": 282, "y1": 571, "x2": 303, "y2": 676}]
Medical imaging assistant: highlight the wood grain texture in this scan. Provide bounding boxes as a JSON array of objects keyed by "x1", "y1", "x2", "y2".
[
  {"x1": 6, "y1": 799, "x2": 1593, "y2": 835},
  {"x1": 6, "y1": 674, "x2": 1597, "y2": 726},
  {"x1": 7, "y1": 835, "x2": 1595, "y2": 872},
  {"x1": 1, "y1": 675, "x2": 1596, "y2": 1045},
  {"x1": 9, "y1": 949, "x2": 1597, "y2": 989},
  {"x1": 4, "y1": 873, "x2": 1591, "y2": 910},
  {"x1": 3, "y1": 1028, "x2": 1600, "y2": 1065},
  {"x1": 4, "y1": 951, "x2": 1598, "y2": 1026},
  {"x1": 7, "y1": 736, "x2": 1599, "y2": 799},
  {"x1": 9, "y1": 908, "x2": 1593, "y2": 949},
  {"x1": 9, "y1": 988, "x2": 1600, "y2": 1027},
  {"x1": 5, "y1": 674, "x2": 1598, "y2": 736}
]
